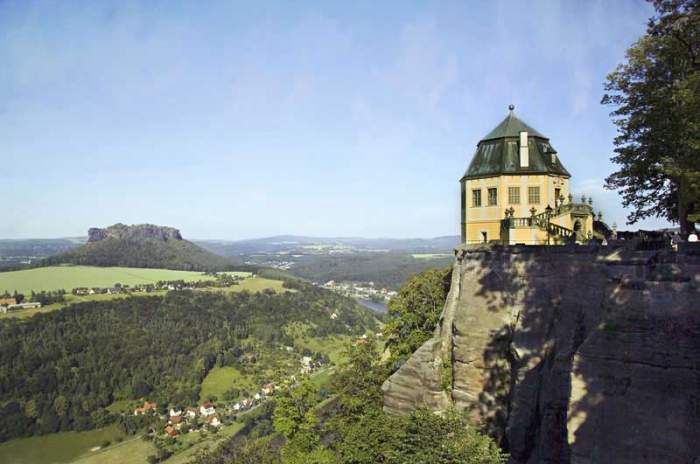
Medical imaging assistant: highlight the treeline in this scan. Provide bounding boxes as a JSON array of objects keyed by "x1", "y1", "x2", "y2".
[
  {"x1": 289, "y1": 253, "x2": 453, "y2": 290},
  {"x1": 0, "y1": 284, "x2": 376, "y2": 442}
]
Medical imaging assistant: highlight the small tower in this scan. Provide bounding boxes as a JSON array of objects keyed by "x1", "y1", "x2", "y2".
[{"x1": 460, "y1": 106, "x2": 593, "y2": 245}]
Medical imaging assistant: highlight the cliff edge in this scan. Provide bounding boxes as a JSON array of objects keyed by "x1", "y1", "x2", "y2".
[{"x1": 382, "y1": 243, "x2": 700, "y2": 463}]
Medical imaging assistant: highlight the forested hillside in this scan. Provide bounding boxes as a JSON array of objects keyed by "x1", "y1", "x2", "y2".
[
  {"x1": 290, "y1": 253, "x2": 453, "y2": 289},
  {"x1": 42, "y1": 237, "x2": 232, "y2": 271},
  {"x1": 0, "y1": 285, "x2": 377, "y2": 442}
]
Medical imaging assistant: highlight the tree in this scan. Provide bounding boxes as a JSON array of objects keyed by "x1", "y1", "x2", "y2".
[
  {"x1": 383, "y1": 267, "x2": 452, "y2": 368},
  {"x1": 602, "y1": 0, "x2": 700, "y2": 234},
  {"x1": 272, "y1": 379, "x2": 319, "y2": 439}
]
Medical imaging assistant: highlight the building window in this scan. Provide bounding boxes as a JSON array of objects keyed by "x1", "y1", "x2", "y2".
[
  {"x1": 508, "y1": 187, "x2": 520, "y2": 205},
  {"x1": 555, "y1": 188, "x2": 561, "y2": 205},
  {"x1": 528, "y1": 186, "x2": 540, "y2": 204},
  {"x1": 472, "y1": 189, "x2": 482, "y2": 207},
  {"x1": 488, "y1": 188, "x2": 498, "y2": 206}
]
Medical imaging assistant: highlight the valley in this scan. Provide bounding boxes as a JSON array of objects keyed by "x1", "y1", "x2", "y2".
[{"x1": 0, "y1": 270, "x2": 378, "y2": 464}]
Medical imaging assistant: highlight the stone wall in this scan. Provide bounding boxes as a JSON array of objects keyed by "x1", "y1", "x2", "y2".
[{"x1": 382, "y1": 243, "x2": 700, "y2": 463}]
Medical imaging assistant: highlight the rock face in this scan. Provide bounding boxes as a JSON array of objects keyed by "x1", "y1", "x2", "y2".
[
  {"x1": 382, "y1": 243, "x2": 700, "y2": 463},
  {"x1": 88, "y1": 223, "x2": 183, "y2": 242}
]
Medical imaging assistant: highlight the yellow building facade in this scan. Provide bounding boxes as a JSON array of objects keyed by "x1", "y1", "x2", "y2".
[{"x1": 460, "y1": 107, "x2": 593, "y2": 245}]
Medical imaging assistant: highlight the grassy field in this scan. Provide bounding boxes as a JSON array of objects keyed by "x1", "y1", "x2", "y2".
[
  {"x1": 199, "y1": 366, "x2": 256, "y2": 403},
  {"x1": 0, "y1": 275, "x2": 281, "y2": 320},
  {"x1": 0, "y1": 425, "x2": 127, "y2": 464},
  {"x1": 70, "y1": 436, "x2": 155, "y2": 464},
  {"x1": 201, "y1": 277, "x2": 286, "y2": 294},
  {"x1": 294, "y1": 335, "x2": 353, "y2": 364},
  {"x1": 0, "y1": 265, "x2": 239, "y2": 294}
]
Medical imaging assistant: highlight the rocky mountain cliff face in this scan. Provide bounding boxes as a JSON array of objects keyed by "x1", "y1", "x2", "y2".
[
  {"x1": 88, "y1": 223, "x2": 183, "y2": 242},
  {"x1": 382, "y1": 244, "x2": 700, "y2": 463}
]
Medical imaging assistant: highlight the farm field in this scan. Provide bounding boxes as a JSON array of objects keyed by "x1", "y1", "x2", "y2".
[
  {"x1": 0, "y1": 265, "x2": 246, "y2": 294},
  {"x1": 0, "y1": 425, "x2": 127, "y2": 464}
]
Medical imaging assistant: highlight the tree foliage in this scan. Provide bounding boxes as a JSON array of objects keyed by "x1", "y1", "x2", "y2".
[
  {"x1": 602, "y1": 0, "x2": 700, "y2": 232},
  {"x1": 383, "y1": 267, "x2": 452, "y2": 368}
]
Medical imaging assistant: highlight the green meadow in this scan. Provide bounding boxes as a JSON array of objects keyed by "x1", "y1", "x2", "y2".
[
  {"x1": 0, "y1": 265, "x2": 233, "y2": 294},
  {"x1": 198, "y1": 366, "x2": 257, "y2": 403},
  {"x1": 0, "y1": 425, "x2": 127, "y2": 464},
  {"x1": 70, "y1": 436, "x2": 154, "y2": 464}
]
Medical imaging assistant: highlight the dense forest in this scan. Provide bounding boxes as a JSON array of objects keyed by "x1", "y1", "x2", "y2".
[
  {"x1": 289, "y1": 253, "x2": 453, "y2": 289},
  {"x1": 42, "y1": 237, "x2": 233, "y2": 271},
  {"x1": 0, "y1": 285, "x2": 377, "y2": 442}
]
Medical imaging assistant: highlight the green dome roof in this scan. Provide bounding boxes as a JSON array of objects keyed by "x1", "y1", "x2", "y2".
[
  {"x1": 461, "y1": 108, "x2": 571, "y2": 180},
  {"x1": 481, "y1": 111, "x2": 546, "y2": 141}
]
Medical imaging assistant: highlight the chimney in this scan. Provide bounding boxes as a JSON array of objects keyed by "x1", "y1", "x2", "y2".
[{"x1": 519, "y1": 131, "x2": 529, "y2": 167}]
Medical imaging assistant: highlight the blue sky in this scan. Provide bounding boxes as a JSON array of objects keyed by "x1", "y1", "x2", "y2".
[{"x1": 0, "y1": 0, "x2": 667, "y2": 239}]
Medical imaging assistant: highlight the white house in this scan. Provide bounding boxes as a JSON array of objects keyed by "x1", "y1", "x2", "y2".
[
  {"x1": 206, "y1": 415, "x2": 221, "y2": 427},
  {"x1": 200, "y1": 402, "x2": 216, "y2": 416},
  {"x1": 169, "y1": 407, "x2": 182, "y2": 417}
]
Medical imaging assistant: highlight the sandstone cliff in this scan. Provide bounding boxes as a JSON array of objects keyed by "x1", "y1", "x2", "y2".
[
  {"x1": 88, "y1": 223, "x2": 183, "y2": 242},
  {"x1": 382, "y1": 243, "x2": 700, "y2": 463}
]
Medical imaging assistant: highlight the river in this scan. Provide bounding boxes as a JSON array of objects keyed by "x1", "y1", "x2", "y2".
[{"x1": 356, "y1": 298, "x2": 388, "y2": 313}]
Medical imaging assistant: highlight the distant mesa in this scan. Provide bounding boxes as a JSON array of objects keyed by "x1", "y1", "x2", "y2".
[
  {"x1": 88, "y1": 223, "x2": 183, "y2": 242},
  {"x1": 43, "y1": 223, "x2": 231, "y2": 271}
]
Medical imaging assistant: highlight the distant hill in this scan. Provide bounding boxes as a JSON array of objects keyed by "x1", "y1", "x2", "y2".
[
  {"x1": 196, "y1": 235, "x2": 461, "y2": 256},
  {"x1": 42, "y1": 223, "x2": 232, "y2": 271}
]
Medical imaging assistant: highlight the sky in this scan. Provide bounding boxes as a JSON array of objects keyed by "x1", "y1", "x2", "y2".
[{"x1": 0, "y1": 0, "x2": 669, "y2": 240}]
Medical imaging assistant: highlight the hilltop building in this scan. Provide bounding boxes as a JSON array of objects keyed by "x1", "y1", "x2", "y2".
[{"x1": 460, "y1": 105, "x2": 594, "y2": 245}]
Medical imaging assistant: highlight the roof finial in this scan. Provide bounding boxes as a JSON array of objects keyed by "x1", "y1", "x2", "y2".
[{"x1": 508, "y1": 104, "x2": 515, "y2": 112}]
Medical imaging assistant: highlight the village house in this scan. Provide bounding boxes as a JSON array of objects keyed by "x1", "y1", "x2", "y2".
[
  {"x1": 0, "y1": 301, "x2": 42, "y2": 313},
  {"x1": 134, "y1": 401, "x2": 157, "y2": 416},
  {"x1": 300, "y1": 356, "x2": 313, "y2": 374},
  {"x1": 164, "y1": 425, "x2": 178, "y2": 437},
  {"x1": 205, "y1": 414, "x2": 221, "y2": 428},
  {"x1": 262, "y1": 383, "x2": 275, "y2": 396},
  {"x1": 168, "y1": 415, "x2": 183, "y2": 430},
  {"x1": 200, "y1": 402, "x2": 216, "y2": 416},
  {"x1": 0, "y1": 297, "x2": 17, "y2": 307},
  {"x1": 185, "y1": 407, "x2": 198, "y2": 419},
  {"x1": 169, "y1": 407, "x2": 182, "y2": 417}
]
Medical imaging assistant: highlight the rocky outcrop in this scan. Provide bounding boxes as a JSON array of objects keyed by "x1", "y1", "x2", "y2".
[
  {"x1": 88, "y1": 223, "x2": 183, "y2": 242},
  {"x1": 382, "y1": 243, "x2": 700, "y2": 463}
]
